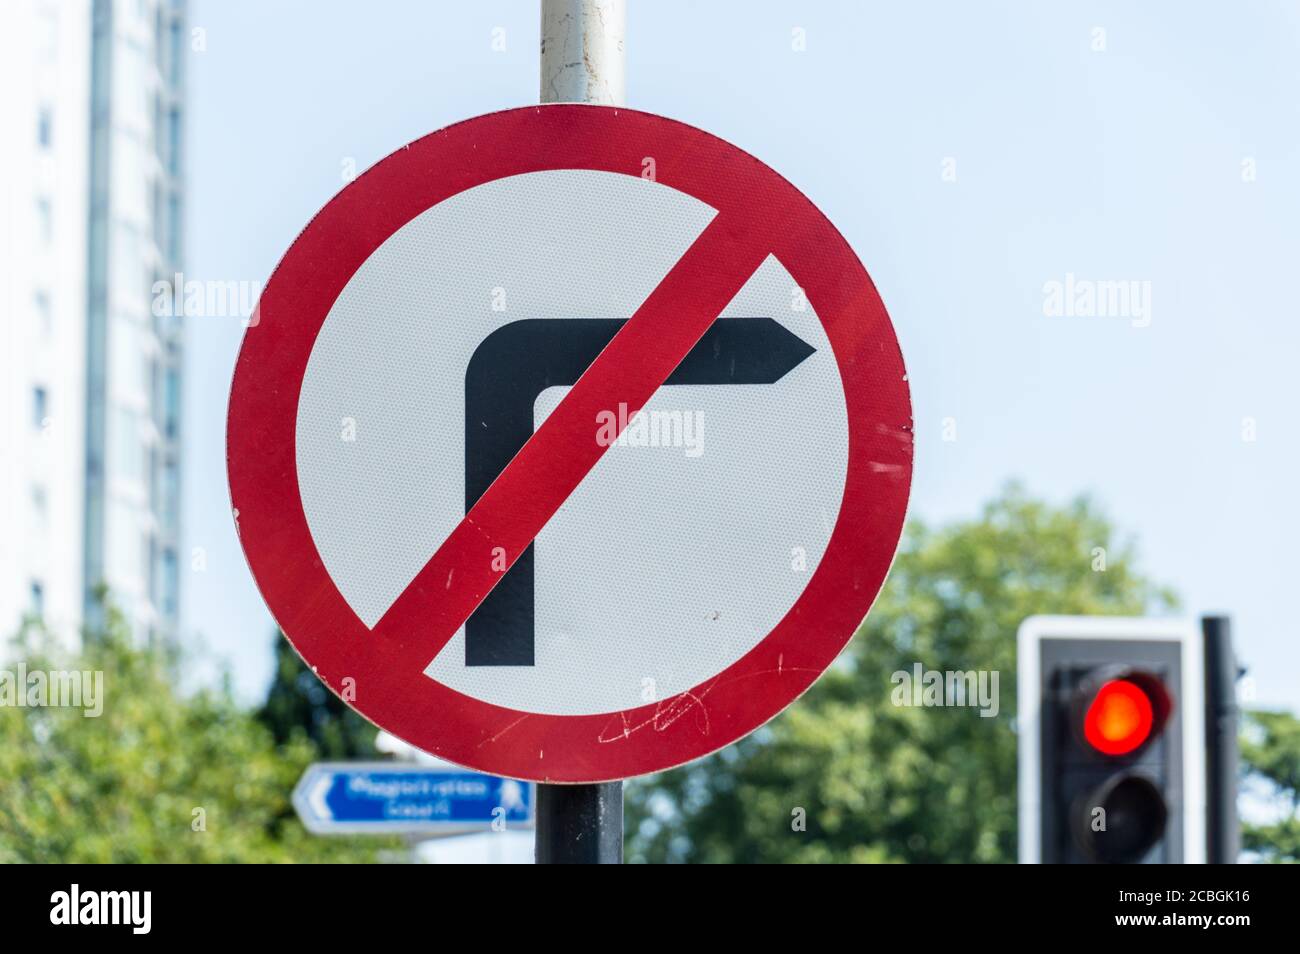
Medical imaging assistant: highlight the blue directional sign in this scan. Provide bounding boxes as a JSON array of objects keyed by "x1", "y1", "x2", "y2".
[{"x1": 293, "y1": 762, "x2": 534, "y2": 835}]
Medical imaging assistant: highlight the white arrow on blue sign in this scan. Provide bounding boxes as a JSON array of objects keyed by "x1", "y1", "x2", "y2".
[{"x1": 292, "y1": 762, "x2": 534, "y2": 835}]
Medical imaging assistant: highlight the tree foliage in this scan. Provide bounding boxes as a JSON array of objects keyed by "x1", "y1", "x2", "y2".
[
  {"x1": 1241, "y1": 709, "x2": 1300, "y2": 862},
  {"x1": 0, "y1": 607, "x2": 394, "y2": 863},
  {"x1": 626, "y1": 484, "x2": 1177, "y2": 863},
  {"x1": 257, "y1": 633, "x2": 380, "y2": 760}
]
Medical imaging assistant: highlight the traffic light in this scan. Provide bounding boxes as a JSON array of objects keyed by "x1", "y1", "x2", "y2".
[{"x1": 1018, "y1": 617, "x2": 1205, "y2": 863}]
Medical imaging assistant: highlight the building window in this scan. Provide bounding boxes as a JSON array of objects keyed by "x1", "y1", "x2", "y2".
[
  {"x1": 110, "y1": 405, "x2": 144, "y2": 482},
  {"x1": 36, "y1": 197, "x2": 53, "y2": 244},
  {"x1": 111, "y1": 222, "x2": 143, "y2": 301},
  {"x1": 163, "y1": 366, "x2": 180, "y2": 439},
  {"x1": 167, "y1": 108, "x2": 181, "y2": 176},
  {"x1": 147, "y1": 533, "x2": 158, "y2": 606},
  {"x1": 166, "y1": 193, "x2": 181, "y2": 262},
  {"x1": 161, "y1": 459, "x2": 179, "y2": 531},
  {"x1": 151, "y1": 180, "x2": 164, "y2": 250},
  {"x1": 33, "y1": 386, "x2": 49, "y2": 429},
  {"x1": 169, "y1": 19, "x2": 183, "y2": 85},
  {"x1": 161, "y1": 548, "x2": 178, "y2": 617},
  {"x1": 35, "y1": 289, "x2": 53, "y2": 336},
  {"x1": 148, "y1": 444, "x2": 160, "y2": 513},
  {"x1": 38, "y1": 11, "x2": 57, "y2": 61},
  {"x1": 37, "y1": 106, "x2": 53, "y2": 148}
]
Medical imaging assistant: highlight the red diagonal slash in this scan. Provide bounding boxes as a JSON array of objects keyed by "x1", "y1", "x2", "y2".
[{"x1": 371, "y1": 212, "x2": 772, "y2": 669}]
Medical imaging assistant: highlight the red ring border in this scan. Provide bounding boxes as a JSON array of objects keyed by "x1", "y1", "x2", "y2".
[{"x1": 227, "y1": 105, "x2": 912, "y2": 783}]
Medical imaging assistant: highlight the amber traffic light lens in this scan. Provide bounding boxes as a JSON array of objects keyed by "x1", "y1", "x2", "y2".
[
  {"x1": 1074, "y1": 773, "x2": 1169, "y2": 863},
  {"x1": 1083, "y1": 679, "x2": 1155, "y2": 756}
]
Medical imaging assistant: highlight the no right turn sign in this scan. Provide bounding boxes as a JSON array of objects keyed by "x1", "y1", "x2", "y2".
[{"x1": 227, "y1": 105, "x2": 912, "y2": 783}]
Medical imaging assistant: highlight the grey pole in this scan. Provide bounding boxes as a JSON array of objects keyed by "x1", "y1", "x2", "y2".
[
  {"x1": 1202, "y1": 615, "x2": 1240, "y2": 864},
  {"x1": 534, "y1": 0, "x2": 626, "y2": 864},
  {"x1": 541, "y1": 0, "x2": 626, "y2": 105}
]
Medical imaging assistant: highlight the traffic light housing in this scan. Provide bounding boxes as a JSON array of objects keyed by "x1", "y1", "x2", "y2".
[{"x1": 1018, "y1": 617, "x2": 1205, "y2": 863}]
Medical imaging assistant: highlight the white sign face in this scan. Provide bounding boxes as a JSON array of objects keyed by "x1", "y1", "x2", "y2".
[{"x1": 296, "y1": 169, "x2": 848, "y2": 715}]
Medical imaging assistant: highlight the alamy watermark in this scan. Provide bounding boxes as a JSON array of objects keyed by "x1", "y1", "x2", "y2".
[
  {"x1": 1042, "y1": 273, "x2": 1151, "y2": 328},
  {"x1": 152, "y1": 271, "x2": 262, "y2": 324},
  {"x1": 890, "y1": 663, "x2": 1000, "y2": 718},
  {"x1": 0, "y1": 663, "x2": 103, "y2": 717},
  {"x1": 50, "y1": 884, "x2": 150, "y2": 934},
  {"x1": 596, "y1": 402, "x2": 704, "y2": 458}
]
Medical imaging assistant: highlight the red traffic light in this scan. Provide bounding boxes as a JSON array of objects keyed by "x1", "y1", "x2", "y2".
[{"x1": 1083, "y1": 678, "x2": 1157, "y2": 755}]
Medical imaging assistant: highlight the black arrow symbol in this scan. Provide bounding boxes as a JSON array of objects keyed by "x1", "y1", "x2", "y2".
[{"x1": 464, "y1": 317, "x2": 815, "y2": 666}]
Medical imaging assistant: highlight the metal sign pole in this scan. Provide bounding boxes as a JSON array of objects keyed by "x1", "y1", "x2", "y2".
[
  {"x1": 535, "y1": 782, "x2": 623, "y2": 864},
  {"x1": 541, "y1": 0, "x2": 626, "y2": 106},
  {"x1": 1202, "y1": 615, "x2": 1240, "y2": 863},
  {"x1": 535, "y1": 0, "x2": 627, "y2": 864}
]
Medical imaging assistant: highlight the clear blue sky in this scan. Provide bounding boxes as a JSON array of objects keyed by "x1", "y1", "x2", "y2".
[{"x1": 183, "y1": 0, "x2": 1300, "y2": 711}]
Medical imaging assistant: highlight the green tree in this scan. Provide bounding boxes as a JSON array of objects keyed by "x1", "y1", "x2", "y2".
[
  {"x1": 626, "y1": 484, "x2": 1177, "y2": 863},
  {"x1": 1241, "y1": 709, "x2": 1300, "y2": 862},
  {"x1": 0, "y1": 607, "x2": 395, "y2": 862},
  {"x1": 257, "y1": 632, "x2": 380, "y2": 760}
]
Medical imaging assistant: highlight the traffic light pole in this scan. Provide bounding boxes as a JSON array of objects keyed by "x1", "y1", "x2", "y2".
[
  {"x1": 534, "y1": 0, "x2": 626, "y2": 864},
  {"x1": 1202, "y1": 615, "x2": 1240, "y2": 864}
]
